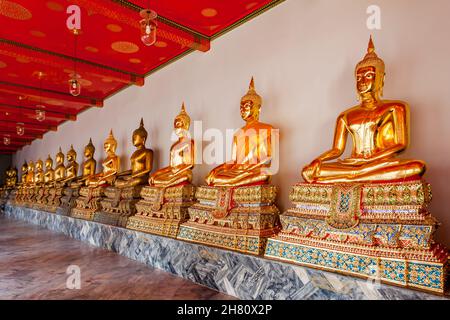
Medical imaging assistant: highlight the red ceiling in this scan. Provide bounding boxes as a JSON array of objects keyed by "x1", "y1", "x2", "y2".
[{"x1": 0, "y1": 0, "x2": 282, "y2": 153}]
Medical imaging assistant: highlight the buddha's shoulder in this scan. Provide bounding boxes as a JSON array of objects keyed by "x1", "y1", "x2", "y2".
[
  {"x1": 380, "y1": 99, "x2": 409, "y2": 110},
  {"x1": 254, "y1": 122, "x2": 274, "y2": 130}
]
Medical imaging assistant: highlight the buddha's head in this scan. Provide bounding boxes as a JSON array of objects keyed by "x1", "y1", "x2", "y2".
[
  {"x1": 45, "y1": 155, "x2": 53, "y2": 170},
  {"x1": 56, "y1": 147, "x2": 65, "y2": 166},
  {"x1": 35, "y1": 159, "x2": 43, "y2": 171},
  {"x1": 28, "y1": 161, "x2": 34, "y2": 173},
  {"x1": 174, "y1": 103, "x2": 191, "y2": 137},
  {"x1": 21, "y1": 161, "x2": 28, "y2": 174},
  {"x1": 11, "y1": 167, "x2": 17, "y2": 178},
  {"x1": 355, "y1": 36, "x2": 385, "y2": 99},
  {"x1": 67, "y1": 145, "x2": 77, "y2": 162},
  {"x1": 104, "y1": 130, "x2": 117, "y2": 155},
  {"x1": 132, "y1": 118, "x2": 148, "y2": 147},
  {"x1": 240, "y1": 77, "x2": 262, "y2": 122},
  {"x1": 84, "y1": 138, "x2": 95, "y2": 159}
]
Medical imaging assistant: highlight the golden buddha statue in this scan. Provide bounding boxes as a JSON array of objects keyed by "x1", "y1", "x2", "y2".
[
  {"x1": 54, "y1": 148, "x2": 66, "y2": 183},
  {"x1": 20, "y1": 161, "x2": 28, "y2": 184},
  {"x1": 34, "y1": 159, "x2": 45, "y2": 185},
  {"x1": 5, "y1": 167, "x2": 17, "y2": 188},
  {"x1": 63, "y1": 145, "x2": 79, "y2": 183},
  {"x1": 115, "y1": 119, "x2": 153, "y2": 188},
  {"x1": 205, "y1": 77, "x2": 273, "y2": 187},
  {"x1": 302, "y1": 37, "x2": 426, "y2": 183},
  {"x1": 26, "y1": 161, "x2": 35, "y2": 184},
  {"x1": 265, "y1": 37, "x2": 447, "y2": 294},
  {"x1": 127, "y1": 106, "x2": 195, "y2": 236},
  {"x1": 177, "y1": 78, "x2": 280, "y2": 255},
  {"x1": 59, "y1": 140, "x2": 96, "y2": 216},
  {"x1": 149, "y1": 104, "x2": 194, "y2": 187},
  {"x1": 69, "y1": 139, "x2": 96, "y2": 187},
  {"x1": 44, "y1": 155, "x2": 55, "y2": 184},
  {"x1": 86, "y1": 130, "x2": 120, "y2": 187}
]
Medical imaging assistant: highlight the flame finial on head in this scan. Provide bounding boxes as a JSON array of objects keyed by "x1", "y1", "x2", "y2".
[{"x1": 355, "y1": 36, "x2": 385, "y2": 75}]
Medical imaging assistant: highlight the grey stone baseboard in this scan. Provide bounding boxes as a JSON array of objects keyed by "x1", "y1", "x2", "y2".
[{"x1": 2, "y1": 204, "x2": 445, "y2": 300}]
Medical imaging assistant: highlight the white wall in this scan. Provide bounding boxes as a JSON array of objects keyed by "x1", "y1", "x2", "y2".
[{"x1": 14, "y1": 0, "x2": 450, "y2": 245}]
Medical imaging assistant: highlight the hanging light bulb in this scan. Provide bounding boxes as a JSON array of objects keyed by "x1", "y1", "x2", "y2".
[
  {"x1": 69, "y1": 76, "x2": 81, "y2": 96},
  {"x1": 35, "y1": 74, "x2": 46, "y2": 121},
  {"x1": 140, "y1": 8, "x2": 158, "y2": 46},
  {"x1": 69, "y1": 28, "x2": 82, "y2": 96},
  {"x1": 16, "y1": 123, "x2": 25, "y2": 136},
  {"x1": 36, "y1": 109, "x2": 46, "y2": 122},
  {"x1": 3, "y1": 135, "x2": 10, "y2": 146}
]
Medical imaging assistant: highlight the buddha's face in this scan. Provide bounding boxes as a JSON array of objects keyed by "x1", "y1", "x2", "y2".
[
  {"x1": 356, "y1": 66, "x2": 377, "y2": 95},
  {"x1": 132, "y1": 133, "x2": 145, "y2": 147},
  {"x1": 240, "y1": 99, "x2": 259, "y2": 122},
  {"x1": 56, "y1": 154, "x2": 64, "y2": 165},
  {"x1": 36, "y1": 162, "x2": 43, "y2": 171},
  {"x1": 67, "y1": 153, "x2": 75, "y2": 162},
  {"x1": 21, "y1": 165, "x2": 27, "y2": 174},
  {"x1": 45, "y1": 160, "x2": 52, "y2": 170},
  {"x1": 104, "y1": 141, "x2": 116, "y2": 154},
  {"x1": 28, "y1": 164, "x2": 34, "y2": 173},
  {"x1": 84, "y1": 148, "x2": 93, "y2": 159},
  {"x1": 174, "y1": 118, "x2": 188, "y2": 137}
]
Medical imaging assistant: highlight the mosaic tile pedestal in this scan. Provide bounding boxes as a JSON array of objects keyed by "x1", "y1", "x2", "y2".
[
  {"x1": 2, "y1": 204, "x2": 448, "y2": 300},
  {"x1": 266, "y1": 180, "x2": 448, "y2": 294}
]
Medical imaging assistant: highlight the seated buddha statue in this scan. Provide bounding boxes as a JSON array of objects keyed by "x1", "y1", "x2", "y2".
[
  {"x1": 34, "y1": 159, "x2": 45, "y2": 185},
  {"x1": 115, "y1": 119, "x2": 153, "y2": 188},
  {"x1": 20, "y1": 161, "x2": 28, "y2": 184},
  {"x1": 26, "y1": 161, "x2": 35, "y2": 185},
  {"x1": 149, "y1": 104, "x2": 194, "y2": 188},
  {"x1": 54, "y1": 148, "x2": 66, "y2": 184},
  {"x1": 63, "y1": 145, "x2": 79, "y2": 184},
  {"x1": 44, "y1": 155, "x2": 55, "y2": 184},
  {"x1": 302, "y1": 37, "x2": 426, "y2": 183},
  {"x1": 86, "y1": 130, "x2": 120, "y2": 187},
  {"x1": 69, "y1": 138, "x2": 97, "y2": 187},
  {"x1": 205, "y1": 77, "x2": 273, "y2": 187}
]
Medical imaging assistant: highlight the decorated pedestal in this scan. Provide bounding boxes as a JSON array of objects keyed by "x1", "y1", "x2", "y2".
[
  {"x1": 265, "y1": 179, "x2": 448, "y2": 293},
  {"x1": 71, "y1": 186, "x2": 105, "y2": 220},
  {"x1": 127, "y1": 183, "x2": 195, "y2": 237},
  {"x1": 42, "y1": 185, "x2": 65, "y2": 213},
  {"x1": 32, "y1": 186, "x2": 48, "y2": 211},
  {"x1": 177, "y1": 184, "x2": 280, "y2": 255},
  {"x1": 56, "y1": 186, "x2": 81, "y2": 216},
  {"x1": 22, "y1": 186, "x2": 38, "y2": 208},
  {"x1": 92, "y1": 185, "x2": 143, "y2": 227}
]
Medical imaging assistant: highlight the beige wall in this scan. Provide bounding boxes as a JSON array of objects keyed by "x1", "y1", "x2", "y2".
[{"x1": 13, "y1": 0, "x2": 450, "y2": 244}]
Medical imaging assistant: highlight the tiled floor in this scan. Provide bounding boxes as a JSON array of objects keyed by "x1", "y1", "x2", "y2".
[{"x1": 0, "y1": 216, "x2": 235, "y2": 300}]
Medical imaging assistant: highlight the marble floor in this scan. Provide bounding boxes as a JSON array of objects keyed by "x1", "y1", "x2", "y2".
[{"x1": 0, "y1": 216, "x2": 235, "y2": 300}]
